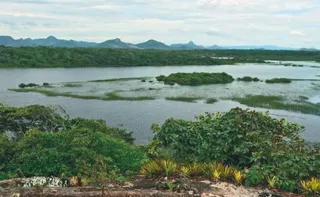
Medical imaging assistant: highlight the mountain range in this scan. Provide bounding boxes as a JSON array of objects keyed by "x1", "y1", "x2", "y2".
[{"x1": 0, "y1": 35, "x2": 317, "y2": 51}]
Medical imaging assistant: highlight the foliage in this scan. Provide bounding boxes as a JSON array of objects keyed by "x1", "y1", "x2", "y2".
[
  {"x1": 149, "y1": 108, "x2": 320, "y2": 191},
  {"x1": 6, "y1": 128, "x2": 147, "y2": 179},
  {"x1": 212, "y1": 170, "x2": 221, "y2": 181},
  {"x1": 301, "y1": 178, "x2": 320, "y2": 195},
  {"x1": 18, "y1": 83, "x2": 39, "y2": 88},
  {"x1": 157, "y1": 72, "x2": 234, "y2": 86},
  {"x1": 0, "y1": 105, "x2": 69, "y2": 139},
  {"x1": 237, "y1": 76, "x2": 260, "y2": 82},
  {"x1": 265, "y1": 78, "x2": 292, "y2": 84},
  {"x1": 266, "y1": 176, "x2": 277, "y2": 189},
  {"x1": 0, "y1": 105, "x2": 134, "y2": 143},
  {"x1": 233, "y1": 170, "x2": 245, "y2": 185},
  {"x1": 140, "y1": 159, "x2": 177, "y2": 178}
]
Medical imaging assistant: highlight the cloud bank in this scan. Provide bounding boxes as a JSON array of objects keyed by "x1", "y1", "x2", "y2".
[{"x1": 0, "y1": 0, "x2": 319, "y2": 47}]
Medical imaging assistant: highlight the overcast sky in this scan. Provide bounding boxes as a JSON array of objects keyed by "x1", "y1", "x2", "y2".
[{"x1": 0, "y1": 0, "x2": 319, "y2": 47}]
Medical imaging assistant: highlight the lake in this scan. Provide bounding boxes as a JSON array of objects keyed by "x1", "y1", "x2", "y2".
[{"x1": 1, "y1": 63, "x2": 320, "y2": 144}]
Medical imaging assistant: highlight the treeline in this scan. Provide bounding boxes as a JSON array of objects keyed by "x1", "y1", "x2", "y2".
[{"x1": 1, "y1": 46, "x2": 319, "y2": 68}]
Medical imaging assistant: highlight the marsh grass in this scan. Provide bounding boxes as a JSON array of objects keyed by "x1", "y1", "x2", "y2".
[
  {"x1": 206, "y1": 98, "x2": 218, "y2": 104},
  {"x1": 231, "y1": 95, "x2": 320, "y2": 115},
  {"x1": 165, "y1": 96, "x2": 203, "y2": 103},
  {"x1": 9, "y1": 88, "x2": 155, "y2": 101},
  {"x1": 63, "y1": 83, "x2": 83, "y2": 88},
  {"x1": 88, "y1": 77, "x2": 150, "y2": 83},
  {"x1": 105, "y1": 92, "x2": 155, "y2": 101}
]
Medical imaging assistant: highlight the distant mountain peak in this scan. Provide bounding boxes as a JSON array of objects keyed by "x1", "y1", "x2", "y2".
[{"x1": 46, "y1": 36, "x2": 58, "y2": 40}]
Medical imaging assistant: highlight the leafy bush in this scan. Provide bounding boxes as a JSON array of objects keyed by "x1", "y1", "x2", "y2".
[
  {"x1": 265, "y1": 78, "x2": 292, "y2": 83},
  {"x1": 7, "y1": 129, "x2": 148, "y2": 179},
  {"x1": 18, "y1": 83, "x2": 27, "y2": 88},
  {"x1": 157, "y1": 72, "x2": 234, "y2": 86},
  {"x1": 150, "y1": 108, "x2": 320, "y2": 187}
]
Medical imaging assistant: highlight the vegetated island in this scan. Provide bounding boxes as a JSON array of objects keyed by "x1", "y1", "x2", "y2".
[
  {"x1": 156, "y1": 72, "x2": 234, "y2": 86},
  {"x1": 0, "y1": 104, "x2": 319, "y2": 196},
  {"x1": 1, "y1": 46, "x2": 320, "y2": 68}
]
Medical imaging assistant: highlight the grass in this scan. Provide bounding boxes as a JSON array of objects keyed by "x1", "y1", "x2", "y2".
[
  {"x1": 63, "y1": 83, "x2": 83, "y2": 88},
  {"x1": 9, "y1": 88, "x2": 155, "y2": 101},
  {"x1": 165, "y1": 96, "x2": 203, "y2": 103},
  {"x1": 265, "y1": 78, "x2": 292, "y2": 84},
  {"x1": 206, "y1": 98, "x2": 218, "y2": 104},
  {"x1": 88, "y1": 77, "x2": 150, "y2": 83},
  {"x1": 231, "y1": 95, "x2": 320, "y2": 116},
  {"x1": 104, "y1": 92, "x2": 155, "y2": 101}
]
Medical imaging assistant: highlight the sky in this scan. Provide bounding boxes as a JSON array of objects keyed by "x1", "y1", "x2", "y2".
[{"x1": 0, "y1": 0, "x2": 319, "y2": 48}]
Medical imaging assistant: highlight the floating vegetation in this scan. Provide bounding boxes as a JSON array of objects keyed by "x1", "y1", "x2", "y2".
[
  {"x1": 265, "y1": 78, "x2": 292, "y2": 84},
  {"x1": 165, "y1": 96, "x2": 203, "y2": 103},
  {"x1": 89, "y1": 77, "x2": 150, "y2": 83},
  {"x1": 231, "y1": 95, "x2": 320, "y2": 115},
  {"x1": 206, "y1": 98, "x2": 218, "y2": 104}
]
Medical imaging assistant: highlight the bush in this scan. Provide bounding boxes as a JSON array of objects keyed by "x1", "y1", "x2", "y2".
[
  {"x1": 18, "y1": 83, "x2": 27, "y2": 88},
  {"x1": 7, "y1": 129, "x2": 147, "y2": 178},
  {"x1": 43, "y1": 82, "x2": 50, "y2": 86},
  {"x1": 150, "y1": 108, "x2": 320, "y2": 184},
  {"x1": 157, "y1": 72, "x2": 234, "y2": 86},
  {"x1": 265, "y1": 78, "x2": 292, "y2": 84}
]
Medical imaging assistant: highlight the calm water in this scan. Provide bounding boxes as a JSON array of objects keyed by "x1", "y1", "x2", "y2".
[{"x1": 1, "y1": 64, "x2": 320, "y2": 144}]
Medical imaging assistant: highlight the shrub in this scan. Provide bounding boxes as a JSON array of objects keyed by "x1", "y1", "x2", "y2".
[
  {"x1": 18, "y1": 83, "x2": 27, "y2": 88},
  {"x1": 157, "y1": 72, "x2": 234, "y2": 86},
  {"x1": 43, "y1": 82, "x2": 50, "y2": 86},
  {"x1": 150, "y1": 108, "x2": 320, "y2": 186},
  {"x1": 156, "y1": 75, "x2": 166, "y2": 82},
  {"x1": 7, "y1": 129, "x2": 148, "y2": 178},
  {"x1": 265, "y1": 78, "x2": 292, "y2": 83}
]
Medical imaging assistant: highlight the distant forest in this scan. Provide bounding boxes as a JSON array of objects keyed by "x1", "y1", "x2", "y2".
[{"x1": 0, "y1": 46, "x2": 319, "y2": 68}]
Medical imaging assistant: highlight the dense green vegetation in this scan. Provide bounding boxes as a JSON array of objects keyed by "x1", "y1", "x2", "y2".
[
  {"x1": 0, "y1": 46, "x2": 270, "y2": 68},
  {"x1": 0, "y1": 105, "x2": 146, "y2": 182},
  {"x1": 1, "y1": 104, "x2": 320, "y2": 195},
  {"x1": 157, "y1": 72, "x2": 234, "y2": 86},
  {"x1": 265, "y1": 78, "x2": 292, "y2": 84},
  {"x1": 1, "y1": 46, "x2": 320, "y2": 68},
  {"x1": 148, "y1": 108, "x2": 320, "y2": 193},
  {"x1": 237, "y1": 76, "x2": 260, "y2": 82},
  {"x1": 231, "y1": 95, "x2": 320, "y2": 115}
]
